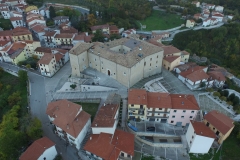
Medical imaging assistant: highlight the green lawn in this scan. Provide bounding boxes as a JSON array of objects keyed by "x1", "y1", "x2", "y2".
[
  {"x1": 75, "y1": 102, "x2": 99, "y2": 121},
  {"x1": 190, "y1": 135, "x2": 240, "y2": 160},
  {"x1": 139, "y1": 10, "x2": 184, "y2": 31},
  {"x1": 0, "y1": 18, "x2": 13, "y2": 30}
]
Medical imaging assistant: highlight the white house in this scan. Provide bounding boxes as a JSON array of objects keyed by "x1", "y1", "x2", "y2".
[
  {"x1": 31, "y1": 24, "x2": 47, "y2": 41},
  {"x1": 10, "y1": 11, "x2": 22, "y2": 17},
  {"x1": 91, "y1": 104, "x2": 119, "y2": 134},
  {"x1": 212, "y1": 14, "x2": 224, "y2": 22},
  {"x1": 46, "y1": 99, "x2": 91, "y2": 150},
  {"x1": 19, "y1": 137, "x2": 58, "y2": 160},
  {"x1": 203, "y1": 18, "x2": 218, "y2": 27},
  {"x1": 191, "y1": 1, "x2": 200, "y2": 7},
  {"x1": 186, "y1": 19, "x2": 195, "y2": 28},
  {"x1": 215, "y1": 5, "x2": 224, "y2": 12},
  {"x1": 228, "y1": 15, "x2": 234, "y2": 20},
  {"x1": 122, "y1": 29, "x2": 136, "y2": 37},
  {"x1": 1, "y1": 8, "x2": 11, "y2": 19},
  {"x1": 10, "y1": 17, "x2": 23, "y2": 28},
  {"x1": 0, "y1": 4, "x2": 8, "y2": 10},
  {"x1": 53, "y1": 16, "x2": 69, "y2": 25},
  {"x1": 42, "y1": 30, "x2": 58, "y2": 48},
  {"x1": 186, "y1": 121, "x2": 215, "y2": 154},
  {"x1": 40, "y1": 8, "x2": 50, "y2": 18},
  {"x1": 206, "y1": 4, "x2": 215, "y2": 9},
  {"x1": 178, "y1": 66, "x2": 209, "y2": 90},
  {"x1": 207, "y1": 71, "x2": 226, "y2": 88}
]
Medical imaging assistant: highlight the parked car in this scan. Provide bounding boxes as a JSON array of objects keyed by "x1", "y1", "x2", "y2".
[{"x1": 147, "y1": 126, "x2": 155, "y2": 131}]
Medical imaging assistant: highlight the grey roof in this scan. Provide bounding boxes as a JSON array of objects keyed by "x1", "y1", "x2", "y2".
[{"x1": 70, "y1": 37, "x2": 163, "y2": 68}]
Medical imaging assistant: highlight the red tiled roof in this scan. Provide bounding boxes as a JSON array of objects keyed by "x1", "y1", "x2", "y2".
[
  {"x1": 128, "y1": 89, "x2": 148, "y2": 105},
  {"x1": 37, "y1": 53, "x2": 54, "y2": 65},
  {"x1": 0, "y1": 40, "x2": 11, "y2": 46},
  {"x1": 91, "y1": 104, "x2": 119, "y2": 128},
  {"x1": 84, "y1": 130, "x2": 134, "y2": 159},
  {"x1": 204, "y1": 110, "x2": 234, "y2": 135},
  {"x1": 179, "y1": 66, "x2": 208, "y2": 82},
  {"x1": 55, "y1": 53, "x2": 63, "y2": 62},
  {"x1": 19, "y1": 137, "x2": 55, "y2": 160},
  {"x1": 109, "y1": 25, "x2": 118, "y2": 31},
  {"x1": 34, "y1": 47, "x2": 51, "y2": 53},
  {"x1": 163, "y1": 56, "x2": 180, "y2": 63},
  {"x1": 43, "y1": 31, "x2": 56, "y2": 37},
  {"x1": 91, "y1": 24, "x2": 109, "y2": 31},
  {"x1": 55, "y1": 33, "x2": 74, "y2": 38},
  {"x1": 170, "y1": 94, "x2": 200, "y2": 110},
  {"x1": 147, "y1": 92, "x2": 172, "y2": 108},
  {"x1": 208, "y1": 71, "x2": 226, "y2": 81},
  {"x1": 190, "y1": 121, "x2": 216, "y2": 138},
  {"x1": 10, "y1": 17, "x2": 22, "y2": 21},
  {"x1": 46, "y1": 100, "x2": 90, "y2": 138},
  {"x1": 162, "y1": 45, "x2": 181, "y2": 55}
]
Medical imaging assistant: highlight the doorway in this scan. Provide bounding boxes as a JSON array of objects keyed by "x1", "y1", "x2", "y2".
[{"x1": 108, "y1": 70, "x2": 110, "y2": 76}]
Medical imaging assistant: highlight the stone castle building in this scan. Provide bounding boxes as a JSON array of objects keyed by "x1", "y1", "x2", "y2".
[{"x1": 69, "y1": 37, "x2": 164, "y2": 88}]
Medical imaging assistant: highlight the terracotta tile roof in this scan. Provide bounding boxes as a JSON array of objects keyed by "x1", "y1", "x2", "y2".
[
  {"x1": 12, "y1": 27, "x2": 31, "y2": 36},
  {"x1": 162, "y1": 45, "x2": 181, "y2": 56},
  {"x1": 163, "y1": 56, "x2": 180, "y2": 63},
  {"x1": 1, "y1": 8, "x2": 9, "y2": 11},
  {"x1": 148, "y1": 40, "x2": 165, "y2": 47},
  {"x1": 147, "y1": 92, "x2": 172, "y2": 108},
  {"x1": 38, "y1": 53, "x2": 54, "y2": 65},
  {"x1": 0, "y1": 40, "x2": 11, "y2": 46},
  {"x1": 111, "y1": 129, "x2": 134, "y2": 156},
  {"x1": 55, "y1": 53, "x2": 63, "y2": 62},
  {"x1": 213, "y1": 14, "x2": 224, "y2": 17},
  {"x1": 46, "y1": 100, "x2": 91, "y2": 138},
  {"x1": 179, "y1": 66, "x2": 208, "y2": 82},
  {"x1": 0, "y1": 30, "x2": 12, "y2": 36},
  {"x1": 91, "y1": 24, "x2": 109, "y2": 31},
  {"x1": 174, "y1": 62, "x2": 197, "y2": 72},
  {"x1": 190, "y1": 121, "x2": 216, "y2": 138},
  {"x1": 10, "y1": 17, "x2": 22, "y2": 21},
  {"x1": 31, "y1": 24, "x2": 46, "y2": 33},
  {"x1": 128, "y1": 89, "x2": 148, "y2": 105},
  {"x1": 55, "y1": 33, "x2": 74, "y2": 38},
  {"x1": 73, "y1": 35, "x2": 85, "y2": 41},
  {"x1": 84, "y1": 133, "x2": 115, "y2": 159},
  {"x1": 0, "y1": 4, "x2": 8, "y2": 7},
  {"x1": 84, "y1": 35, "x2": 93, "y2": 42},
  {"x1": 43, "y1": 31, "x2": 56, "y2": 37},
  {"x1": 55, "y1": 48, "x2": 68, "y2": 54},
  {"x1": 60, "y1": 27, "x2": 78, "y2": 34},
  {"x1": 170, "y1": 94, "x2": 200, "y2": 110},
  {"x1": 182, "y1": 50, "x2": 190, "y2": 55},
  {"x1": 84, "y1": 130, "x2": 134, "y2": 159},
  {"x1": 204, "y1": 110, "x2": 234, "y2": 135},
  {"x1": 34, "y1": 47, "x2": 51, "y2": 53},
  {"x1": 92, "y1": 104, "x2": 119, "y2": 128},
  {"x1": 208, "y1": 71, "x2": 226, "y2": 81},
  {"x1": 19, "y1": 137, "x2": 55, "y2": 160},
  {"x1": 109, "y1": 25, "x2": 118, "y2": 31}
]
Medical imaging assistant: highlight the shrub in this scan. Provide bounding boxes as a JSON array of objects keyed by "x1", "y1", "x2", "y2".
[
  {"x1": 220, "y1": 96, "x2": 227, "y2": 101},
  {"x1": 223, "y1": 90, "x2": 229, "y2": 97},
  {"x1": 233, "y1": 96, "x2": 240, "y2": 106},
  {"x1": 213, "y1": 91, "x2": 221, "y2": 97},
  {"x1": 228, "y1": 93, "x2": 236, "y2": 101}
]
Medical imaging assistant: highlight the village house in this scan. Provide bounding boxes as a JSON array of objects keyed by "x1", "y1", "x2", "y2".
[
  {"x1": 35, "y1": 47, "x2": 69, "y2": 77},
  {"x1": 0, "y1": 7, "x2": 11, "y2": 19},
  {"x1": 11, "y1": 27, "x2": 33, "y2": 42},
  {"x1": 207, "y1": 71, "x2": 226, "y2": 88},
  {"x1": 40, "y1": 7, "x2": 50, "y2": 18},
  {"x1": 204, "y1": 110, "x2": 235, "y2": 144},
  {"x1": 53, "y1": 16, "x2": 69, "y2": 25},
  {"x1": 14, "y1": 4, "x2": 26, "y2": 13},
  {"x1": 122, "y1": 29, "x2": 136, "y2": 37},
  {"x1": 69, "y1": 37, "x2": 164, "y2": 88},
  {"x1": 206, "y1": 4, "x2": 215, "y2": 9},
  {"x1": 72, "y1": 33, "x2": 92, "y2": 46},
  {"x1": 0, "y1": 40, "x2": 11, "y2": 50},
  {"x1": 173, "y1": 62, "x2": 197, "y2": 74},
  {"x1": 0, "y1": 4, "x2": 8, "y2": 10},
  {"x1": 54, "y1": 33, "x2": 75, "y2": 50},
  {"x1": 128, "y1": 89, "x2": 200, "y2": 126},
  {"x1": 25, "y1": 5, "x2": 39, "y2": 14},
  {"x1": 26, "y1": 13, "x2": 46, "y2": 28},
  {"x1": 43, "y1": 31, "x2": 58, "y2": 48},
  {"x1": 186, "y1": 19, "x2": 195, "y2": 28},
  {"x1": 109, "y1": 25, "x2": 119, "y2": 35},
  {"x1": 10, "y1": 17, "x2": 23, "y2": 28},
  {"x1": 203, "y1": 18, "x2": 218, "y2": 27},
  {"x1": 162, "y1": 56, "x2": 181, "y2": 71},
  {"x1": 215, "y1": 5, "x2": 224, "y2": 12},
  {"x1": 4, "y1": 0, "x2": 19, "y2": 6},
  {"x1": 91, "y1": 24, "x2": 110, "y2": 34},
  {"x1": 178, "y1": 66, "x2": 209, "y2": 90},
  {"x1": 212, "y1": 13, "x2": 224, "y2": 22},
  {"x1": 194, "y1": 13, "x2": 203, "y2": 20},
  {"x1": 19, "y1": 137, "x2": 57, "y2": 160},
  {"x1": 191, "y1": 1, "x2": 200, "y2": 7},
  {"x1": 31, "y1": 23, "x2": 47, "y2": 41},
  {"x1": 186, "y1": 121, "x2": 215, "y2": 154},
  {"x1": 46, "y1": 99, "x2": 91, "y2": 150},
  {"x1": 10, "y1": 11, "x2": 22, "y2": 17}
]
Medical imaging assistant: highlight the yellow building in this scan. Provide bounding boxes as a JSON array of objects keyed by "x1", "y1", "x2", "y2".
[
  {"x1": 181, "y1": 50, "x2": 190, "y2": 62},
  {"x1": 162, "y1": 56, "x2": 181, "y2": 71},
  {"x1": 11, "y1": 48, "x2": 26, "y2": 65},
  {"x1": 186, "y1": 19, "x2": 195, "y2": 28},
  {"x1": 204, "y1": 110, "x2": 235, "y2": 144},
  {"x1": 25, "y1": 5, "x2": 38, "y2": 12},
  {"x1": 11, "y1": 27, "x2": 33, "y2": 42}
]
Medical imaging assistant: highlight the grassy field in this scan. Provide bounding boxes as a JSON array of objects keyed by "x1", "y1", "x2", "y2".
[
  {"x1": 75, "y1": 102, "x2": 99, "y2": 121},
  {"x1": 190, "y1": 135, "x2": 240, "y2": 160},
  {"x1": 0, "y1": 18, "x2": 13, "y2": 30},
  {"x1": 139, "y1": 10, "x2": 184, "y2": 31}
]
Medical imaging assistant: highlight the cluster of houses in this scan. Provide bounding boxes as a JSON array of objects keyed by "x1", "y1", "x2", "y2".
[
  {"x1": 20, "y1": 94, "x2": 134, "y2": 160},
  {"x1": 128, "y1": 88, "x2": 235, "y2": 154},
  {"x1": 185, "y1": 1, "x2": 234, "y2": 28}
]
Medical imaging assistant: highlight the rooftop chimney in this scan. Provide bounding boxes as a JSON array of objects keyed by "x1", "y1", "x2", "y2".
[
  {"x1": 95, "y1": 124, "x2": 97, "y2": 127},
  {"x1": 67, "y1": 124, "x2": 69, "y2": 129},
  {"x1": 90, "y1": 137, "x2": 92, "y2": 140}
]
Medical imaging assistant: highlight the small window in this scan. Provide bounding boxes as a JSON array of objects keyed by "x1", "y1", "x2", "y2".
[
  {"x1": 172, "y1": 116, "x2": 175, "y2": 118},
  {"x1": 191, "y1": 111, "x2": 195, "y2": 113},
  {"x1": 102, "y1": 67, "x2": 103, "y2": 69},
  {"x1": 131, "y1": 104, "x2": 134, "y2": 107},
  {"x1": 157, "y1": 56, "x2": 158, "y2": 58},
  {"x1": 123, "y1": 72, "x2": 126, "y2": 75},
  {"x1": 156, "y1": 61, "x2": 158, "y2": 63},
  {"x1": 213, "y1": 127, "x2": 215, "y2": 130},
  {"x1": 181, "y1": 116, "x2": 184, "y2": 118},
  {"x1": 183, "y1": 110, "x2": 186, "y2": 113},
  {"x1": 171, "y1": 121, "x2": 174, "y2": 123},
  {"x1": 95, "y1": 58, "x2": 96, "y2": 61},
  {"x1": 174, "y1": 110, "x2": 177, "y2": 112},
  {"x1": 190, "y1": 116, "x2": 193, "y2": 118},
  {"x1": 159, "y1": 108, "x2": 162, "y2": 110},
  {"x1": 150, "y1": 63, "x2": 151, "y2": 66},
  {"x1": 192, "y1": 136, "x2": 194, "y2": 139},
  {"x1": 150, "y1": 58, "x2": 152, "y2": 61},
  {"x1": 144, "y1": 62, "x2": 146, "y2": 66}
]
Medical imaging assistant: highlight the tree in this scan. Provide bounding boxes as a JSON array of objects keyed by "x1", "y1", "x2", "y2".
[
  {"x1": 49, "y1": 6, "x2": 56, "y2": 19},
  {"x1": 70, "y1": 84, "x2": 77, "y2": 90},
  {"x1": 220, "y1": 96, "x2": 227, "y2": 101},
  {"x1": 54, "y1": 154, "x2": 63, "y2": 160},
  {"x1": 26, "y1": 64, "x2": 31, "y2": 69},
  {"x1": 8, "y1": 91, "x2": 21, "y2": 107},
  {"x1": 92, "y1": 29, "x2": 105, "y2": 42},
  {"x1": 223, "y1": 90, "x2": 229, "y2": 97},
  {"x1": 18, "y1": 70, "x2": 28, "y2": 86},
  {"x1": 213, "y1": 91, "x2": 221, "y2": 97},
  {"x1": 233, "y1": 96, "x2": 240, "y2": 106},
  {"x1": 26, "y1": 117, "x2": 43, "y2": 141},
  {"x1": 88, "y1": 14, "x2": 97, "y2": 27},
  {"x1": 0, "y1": 67, "x2": 3, "y2": 77},
  {"x1": 228, "y1": 93, "x2": 236, "y2": 101},
  {"x1": 0, "y1": 105, "x2": 27, "y2": 159}
]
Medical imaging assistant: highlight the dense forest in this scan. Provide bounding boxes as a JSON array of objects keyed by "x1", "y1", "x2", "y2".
[{"x1": 172, "y1": 23, "x2": 240, "y2": 76}]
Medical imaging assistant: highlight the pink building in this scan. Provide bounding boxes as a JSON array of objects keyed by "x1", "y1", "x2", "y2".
[
  {"x1": 167, "y1": 94, "x2": 200, "y2": 126},
  {"x1": 0, "y1": 30, "x2": 12, "y2": 41}
]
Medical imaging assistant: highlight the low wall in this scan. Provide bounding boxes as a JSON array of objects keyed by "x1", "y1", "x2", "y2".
[
  {"x1": 136, "y1": 136, "x2": 183, "y2": 148},
  {"x1": 68, "y1": 98, "x2": 101, "y2": 103},
  {"x1": 81, "y1": 85, "x2": 117, "y2": 92}
]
